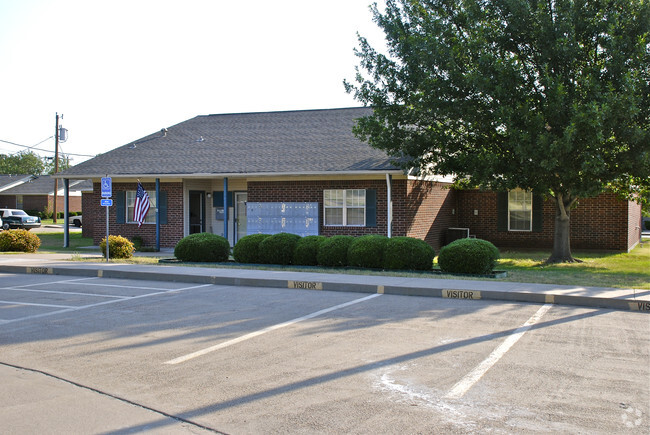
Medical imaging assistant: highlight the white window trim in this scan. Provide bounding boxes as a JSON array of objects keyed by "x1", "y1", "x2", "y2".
[
  {"x1": 323, "y1": 189, "x2": 366, "y2": 227},
  {"x1": 508, "y1": 189, "x2": 533, "y2": 232},
  {"x1": 126, "y1": 190, "x2": 157, "y2": 225}
]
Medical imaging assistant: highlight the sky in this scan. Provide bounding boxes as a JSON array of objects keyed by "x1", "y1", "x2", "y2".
[{"x1": 0, "y1": 0, "x2": 387, "y2": 166}]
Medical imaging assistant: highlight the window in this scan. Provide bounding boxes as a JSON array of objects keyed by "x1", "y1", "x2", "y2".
[
  {"x1": 16, "y1": 195, "x2": 23, "y2": 210},
  {"x1": 508, "y1": 189, "x2": 532, "y2": 231},
  {"x1": 324, "y1": 189, "x2": 366, "y2": 226},
  {"x1": 126, "y1": 190, "x2": 156, "y2": 224}
]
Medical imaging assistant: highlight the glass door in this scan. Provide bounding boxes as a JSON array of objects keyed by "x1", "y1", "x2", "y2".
[{"x1": 235, "y1": 192, "x2": 247, "y2": 243}]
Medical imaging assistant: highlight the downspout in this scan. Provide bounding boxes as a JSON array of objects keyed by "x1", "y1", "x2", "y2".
[
  {"x1": 386, "y1": 173, "x2": 392, "y2": 238},
  {"x1": 223, "y1": 178, "x2": 229, "y2": 243}
]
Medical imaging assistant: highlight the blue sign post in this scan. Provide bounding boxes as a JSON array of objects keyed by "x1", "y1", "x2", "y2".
[{"x1": 101, "y1": 177, "x2": 112, "y2": 262}]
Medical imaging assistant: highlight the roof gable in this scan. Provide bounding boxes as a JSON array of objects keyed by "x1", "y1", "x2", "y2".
[{"x1": 59, "y1": 107, "x2": 400, "y2": 178}]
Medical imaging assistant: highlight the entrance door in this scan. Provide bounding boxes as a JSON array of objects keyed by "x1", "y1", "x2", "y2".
[
  {"x1": 235, "y1": 192, "x2": 247, "y2": 243},
  {"x1": 189, "y1": 191, "x2": 205, "y2": 234}
]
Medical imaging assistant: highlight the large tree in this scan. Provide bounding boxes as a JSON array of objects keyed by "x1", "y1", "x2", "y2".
[
  {"x1": 345, "y1": 0, "x2": 649, "y2": 262},
  {"x1": 0, "y1": 151, "x2": 44, "y2": 175}
]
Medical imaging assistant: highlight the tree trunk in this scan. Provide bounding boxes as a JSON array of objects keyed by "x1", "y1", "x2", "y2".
[{"x1": 547, "y1": 193, "x2": 581, "y2": 264}]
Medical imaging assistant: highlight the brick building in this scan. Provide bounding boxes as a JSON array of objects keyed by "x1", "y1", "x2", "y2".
[
  {"x1": 57, "y1": 108, "x2": 642, "y2": 252},
  {"x1": 0, "y1": 174, "x2": 90, "y2": 214}
]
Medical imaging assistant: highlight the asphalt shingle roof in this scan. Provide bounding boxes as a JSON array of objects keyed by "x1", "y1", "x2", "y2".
[
  {"x1": 1, "y1": 175, "x2": 92, "y2": 195},
  {"x1": 60, "y1": 107, "x2": 400, "y2": 178}
]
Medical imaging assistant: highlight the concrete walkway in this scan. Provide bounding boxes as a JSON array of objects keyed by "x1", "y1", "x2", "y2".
[{"x1": 0, "y1": 251, "x2": 648, "y2": 313}]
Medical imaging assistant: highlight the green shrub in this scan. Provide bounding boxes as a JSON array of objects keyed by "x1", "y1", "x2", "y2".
[
  {"x1": 259, "y1": 232, "x2": 302, "y2": 265},
  {"x1": 317, "y1": 235, "x2": 355, "y2": 267},
  {"x1": 0, "y1": 229, "x2": 41, "y2": 253},
  {"x1": 383, "y1": 237, "x2": 435, "y2": 271},
  {"x1": 174, "y1": 233, "x2": 230, "y2": 262},
  {"x1": 438, "y1": 238, "x2": 500, "y2": 275},
  {"x1": 100, "y1": 235, "x2": 135, "y2": 259},
  {"x1": 132, "y1": 236, "x2": 144, "y2": 251},
  {"x1": 233, "y1": 234, "x2": 271, "y2": 263},
  {"x1": 293, "y1": 235, "x2": 326, "y2": 266},
  {"x1": 348, "y1": 235, "x2": 389, "y2": 269}
]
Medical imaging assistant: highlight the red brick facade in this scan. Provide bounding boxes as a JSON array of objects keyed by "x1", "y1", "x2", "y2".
[
  {"x1": 0, "y1": 195, "x2": 81, "y2": 213},
  {"x1": 455, "y1": 190, "x2": 641, "y2": 251},
  {"x1": 83, "y1": 182, "x2": 183, "y2": 248},
  {"x1": 80, "y1": 179, "x2": 640, "y2": 252}
]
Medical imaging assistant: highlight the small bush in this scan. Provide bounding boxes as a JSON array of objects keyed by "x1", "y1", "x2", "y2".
[
  {"x1": 348, "y1": 235, "x2": 389, "y2": 269},
  {"x1": 233, "y1": 234, "x2": 271, "y2": 263},
  {"x1": 259, "y1": 232, "x2": 302, "y2": 265},
  {"x1": 0, "y1": 229, "x2": 41, "y2": 253},
  {"x1": 317, "y1": 235, "x2": 355, "y2": 267},
  {"x1": 293, "y1": 235, "x2": 326, "y2": 266},
  {"x1": 438, "y1": 238, "x2": 500, "y2": 275},
  {"x1": 100, "y1": 235, "x2": 135, "y2": 259},
  {"x1": 174, "y1": 233, "x2": 230, "y2": 262},
  {"x1": 383, "y1": 237, "x2": 435, "y2": 271},
  {"x1": 132, "y1": 236, "x2": 144, "y2": 251}
]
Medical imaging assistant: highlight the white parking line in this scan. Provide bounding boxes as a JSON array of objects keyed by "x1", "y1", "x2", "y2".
[
  {"x1": 0, "y1": 287, "x2": 126, "y2": 299},
  {"x1": 444, "y1": 303, "x2": 553, "y2": 400},
  {"x1": 0, "y1": 283, "x2": 213, "y2": 325},
  {"x1": 0, "y1": 300, "x2": 74, "y2": 309},
  {"x1": 165, "y1": 293, "x2": 383, "y2": 365}
]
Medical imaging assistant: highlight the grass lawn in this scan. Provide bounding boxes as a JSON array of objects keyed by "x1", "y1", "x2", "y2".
[
  {"x1": 35, "y1": 232, "x2": 96, "y2": 252},
  {"x1": 492, "y1": 242, "x2": 649, "y2": 290},
  {"x1": 25, "y1": 232, "x2": 650, "y2": 290}
]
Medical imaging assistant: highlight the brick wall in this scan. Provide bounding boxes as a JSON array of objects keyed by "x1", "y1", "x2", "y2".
[
  {"x1": 85, "y1": 182, "x2": 183, "y2": 248},
  {"x1": 247, "y1": 178, "x2": 456, "y2": 251},
  {"x1": 403, "y1": 180, "x2": 457, "y2": 251},
  {"x1": 247, "y1": 179, "x2": 393, "y2": 237},
  {"x1": 456, "y1": 190, "x2": 635, "y2": 251}
]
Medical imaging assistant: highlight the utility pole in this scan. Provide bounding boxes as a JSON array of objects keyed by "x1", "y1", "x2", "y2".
[{"x1": 53, "y1": 113, "x2": 60, "y2": 223}]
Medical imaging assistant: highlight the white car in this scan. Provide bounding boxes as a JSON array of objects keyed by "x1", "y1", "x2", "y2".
[{"x1": 69, "y1": 215, "x2": 82, "y2": 227}]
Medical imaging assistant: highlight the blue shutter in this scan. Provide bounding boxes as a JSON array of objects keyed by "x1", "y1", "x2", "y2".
[
  {"x1": 366, "y1": 189, "x2": 377, "y2": 227},
  {"x1": 497, "y1": 192, "x2": 508, "y2": 232},
  {"x1": 158, "y1": 191, "x2": 168, "y2": 224},
  {"x1": 115, "y1": 191, "x2": 126, "y2": 224}
]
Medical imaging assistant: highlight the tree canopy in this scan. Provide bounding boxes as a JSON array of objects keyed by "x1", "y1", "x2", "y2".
[
  {"x1": 0, "y1": 151, "x2": 70, "y2": 176},
  {"x1": 346, "y1": 0, "x2": 649, "y2": 262}
]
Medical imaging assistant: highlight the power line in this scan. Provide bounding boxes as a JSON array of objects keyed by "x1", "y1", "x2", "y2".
[{"x1": 0, "y1": 138, "x2": 95, "y2": 157}]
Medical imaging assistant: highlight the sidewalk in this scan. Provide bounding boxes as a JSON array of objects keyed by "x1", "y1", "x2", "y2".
[{"x1": 0, "y1": 251, "x2": 648, "y2": 312}]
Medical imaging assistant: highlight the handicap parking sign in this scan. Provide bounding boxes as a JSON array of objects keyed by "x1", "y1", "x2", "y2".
[{"x1": 101, "y1": 177, "x2": 112, "y2": 198}]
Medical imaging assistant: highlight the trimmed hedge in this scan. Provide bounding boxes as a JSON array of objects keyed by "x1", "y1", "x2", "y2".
[
  {"x1": 383, "y1": 236, "x2": 435, "y2": 271},
  {"x1": 438, "y1": 238, "x2": 500, "y2": 275},
  {"x1": 259, "y1": 232, "x2": 302, "y2": 265},
  {"x1": 317, "y1": 235, "x2": 355, "y2": 267},
  {"x1": 347, "y1": 235, "x2": 389, "y2": 269},
  {"x1": 174, "y1": 233, "x2": 230, "y2": 262},
  {"x1": 293, "y1": 235, "x2": 326, "y2": 266},
  {"x1": 100, "y1": 235, "x2": 135, "y2": 259},
  {"x1": 233, "y1": 234, "x2": 271, "y2": 263},
  {"x1": 0, "y1": 229, "x2": 41, "y2": 253}
]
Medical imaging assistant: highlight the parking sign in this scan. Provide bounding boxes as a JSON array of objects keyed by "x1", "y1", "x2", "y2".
[{"x1": 101, "y1": 177, "x2": 112, "y2": 198}]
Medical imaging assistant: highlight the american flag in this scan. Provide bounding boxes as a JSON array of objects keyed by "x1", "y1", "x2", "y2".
[{"x1": 134, "y1": 182, "x2": 151, "y2": 227}]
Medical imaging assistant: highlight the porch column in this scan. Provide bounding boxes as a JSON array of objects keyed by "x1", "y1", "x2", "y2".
[
  {"x1": 386, "y1": 174, "x2": 392, "y2": 238},
  {"x1": 156, "y1": 178, "x2": 160, "y2": 252},
  {"x1": 223, "y1": 178, "x2": 229, "y2": 242},
  {"x1": 63, "y1": 178, "x2": 69, "y2": 248}
]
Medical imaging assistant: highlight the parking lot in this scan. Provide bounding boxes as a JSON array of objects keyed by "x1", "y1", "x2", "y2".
[{"x1": 0, "y1": 272, "x2": 648, "y2": 433}]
